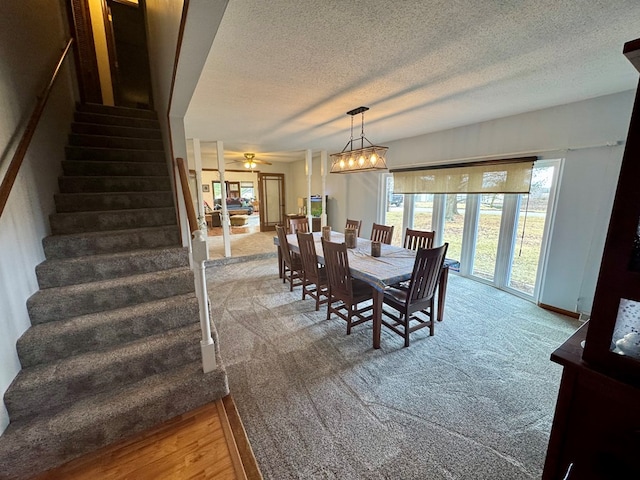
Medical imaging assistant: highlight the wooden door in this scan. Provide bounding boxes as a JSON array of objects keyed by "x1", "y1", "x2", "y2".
[{"x1": 258, "y1": 173, "x2": 285, "y2": 232}]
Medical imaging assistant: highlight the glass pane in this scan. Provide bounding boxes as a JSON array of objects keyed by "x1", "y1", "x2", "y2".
[
  {"x1": 472, "y1": 194, "x2": 504, "y2": 281},
  {"x1": 508, "y1": 164, "x2": 554, "y2": 294},
  {"x1": 611, "y1": 298, "x2": 640, "y2": 360},
  {"x1": 384, "y1": 176, "x2": 403, "y2": 245},
  {"x1": 263, "y1": 178, "x2": 283, "y2": 225},
  {"x1": 442, "y1": 194, "x2": 466, "y2": 263},
  {"x1": 412, "y1": 194, "x2": 434, "y2": 231}
]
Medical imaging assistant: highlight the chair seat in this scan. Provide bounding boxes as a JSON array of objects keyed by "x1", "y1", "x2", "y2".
[{"x1": 383, "y1": 286, "x2": 408, "y2": 304}]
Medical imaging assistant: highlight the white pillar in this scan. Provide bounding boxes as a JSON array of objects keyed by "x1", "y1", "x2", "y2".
[
  {"x1": 192, "y1": 138, "x2": 205, "y2": 230},
  {"x1": 217, "y1": 141, "x2": 231, "y2": 257},
  {"x1": 305, "y1": 149, "x2": 312, "y2": 230},
  {"x1": 321, "y1": 150, "x2": 327, "y2": 227}
]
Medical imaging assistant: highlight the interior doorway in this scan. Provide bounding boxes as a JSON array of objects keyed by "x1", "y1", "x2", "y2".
[{"x1": 103, "y1": 0, "x2": 153, "y2": 108}]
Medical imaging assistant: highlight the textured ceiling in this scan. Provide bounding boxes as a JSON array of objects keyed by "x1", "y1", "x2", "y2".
[{"x1": 184, "y1": 0, "x2": 640, "y2": 164}]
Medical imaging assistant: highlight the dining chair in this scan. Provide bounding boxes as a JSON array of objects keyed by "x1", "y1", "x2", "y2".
[
  {"x1": 345, "y1": 219, "x2": 362, "y2": 237},
  {"x1": 297, "y1": 232, "x2": 329, "y2": 310},
  {"x1": 403, "y1": 228, "x2": 435, "y2": 250},
  {"x1": 370, "y1": 223, "x2": 394, "y2": 245},
  {"x1": 381, "y1": 243, "x2": 448, "y2": 347},
  {"x1": 289, "y1": 217, "x2": 310, "y2": 234},
  {"x1": 321, "y1": 238, "x2": 374, "y2": 334},
  {"x1": 275, "y1": 224, "x2": 303, "y2": 291}
]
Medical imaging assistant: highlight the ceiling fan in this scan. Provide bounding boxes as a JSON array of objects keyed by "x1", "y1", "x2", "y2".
[{"x1": 235, "y1": 153, "x2": 271, "y2": 169}]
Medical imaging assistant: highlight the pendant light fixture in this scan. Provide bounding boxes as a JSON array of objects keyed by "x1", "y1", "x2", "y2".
[{"x1": 330, "y1": 106, "x2": 388, "y2": 173}]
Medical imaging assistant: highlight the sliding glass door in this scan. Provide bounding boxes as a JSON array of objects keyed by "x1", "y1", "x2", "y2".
[{"x1": 386, "y1": 160, "x2": 560, "y2": 300}]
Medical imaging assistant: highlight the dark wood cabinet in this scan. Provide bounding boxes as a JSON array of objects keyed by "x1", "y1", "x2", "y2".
[
  {"x1": 543, "y1": 324, "x2": 640, "y2": 479},
  {"x1": 543, "y1": 38, "x2": 640, "y2": 479}
]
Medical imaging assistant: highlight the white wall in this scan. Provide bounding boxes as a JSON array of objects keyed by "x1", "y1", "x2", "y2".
[
  {"x1": 0, "y1": 0, "x2": 77, "y2": 435},
  {"x1": 145, "y1": 0, "x2": 228, "y2": 241},
  {"x1": 290, "y1": 90, "x2": 635, "y2": 314}
]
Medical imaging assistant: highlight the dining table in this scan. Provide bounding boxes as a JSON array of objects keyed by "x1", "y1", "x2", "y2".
[{"x1": 275, "y1": 231, "x2": 458, "y2": 349}]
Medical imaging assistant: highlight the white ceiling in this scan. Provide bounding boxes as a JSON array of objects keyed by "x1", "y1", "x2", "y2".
[{"x1": 184, "y1": 0, "x2": 640, "y2": 164}]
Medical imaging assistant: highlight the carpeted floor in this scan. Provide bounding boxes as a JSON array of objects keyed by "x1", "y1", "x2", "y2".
[{"x1": 207, "y1": 258, "x2": 581, "y2": 480}]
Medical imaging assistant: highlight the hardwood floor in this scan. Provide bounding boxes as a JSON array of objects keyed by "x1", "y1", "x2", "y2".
[{"x1": 33, "y1": 396, "x2": 261, "y2": 480}]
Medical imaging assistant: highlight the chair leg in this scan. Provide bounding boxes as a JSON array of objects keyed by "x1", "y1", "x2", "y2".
[
  {"x1": 346, "y1": 305, "x2": 352, "y2": 335},
  {"x1": 403, "y1": 313, "x2": 410, "y2": 348}
]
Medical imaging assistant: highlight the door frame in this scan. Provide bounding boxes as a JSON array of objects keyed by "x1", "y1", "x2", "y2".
[{"x1": 258, "y1": 173, "x2": 285, "y2": 232}]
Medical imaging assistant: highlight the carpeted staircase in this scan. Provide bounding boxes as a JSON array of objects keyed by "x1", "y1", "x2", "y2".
[{"x1": 0, "y1": 104, "x2": 229, "y2": 480}]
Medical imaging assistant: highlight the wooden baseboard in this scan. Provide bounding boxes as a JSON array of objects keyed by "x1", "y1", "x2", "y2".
[
  {"x1": 222, "y1": 395, "x2": 263, "y2": 480},
  {"x1": 538, "y1": 302, "x2": 581, "y2": 319}
]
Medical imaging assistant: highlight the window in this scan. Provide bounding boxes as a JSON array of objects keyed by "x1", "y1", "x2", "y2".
[
  {"x1": 386, "y1": 158, "x2": 560, "y2": 301},
  {"x1": 240, "y1": 181, "x2": 255, "y2": 200}
]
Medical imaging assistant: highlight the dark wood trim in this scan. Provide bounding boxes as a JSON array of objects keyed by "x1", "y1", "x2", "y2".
[
  {"x1": 390, "y1": 156, "x2": 537, "y2": 173},
  {"x1": 102, "y1": 0, "x2": 120, "y2": 104},
  {"x1": 176, "y1": 157, "x2": 198, "y2": 234},
  {"x1": 538, "y1": 302, "x2": 580, "y2": 319},
  {"x1": 67, "y1": 0, "x2": 102, "y2": 103},
  {"x1": 0, "y1": 39, "x2": 74, "y2": 219},
  {"x1": 222, "y1": 395, "x2": 263, "y2": 480},
  {"x1": 166, "y1": 0, "x2": 190, "y2": 245},
  {"x1": 189, "y1": 168, "x2": 263, "y2": 174}
]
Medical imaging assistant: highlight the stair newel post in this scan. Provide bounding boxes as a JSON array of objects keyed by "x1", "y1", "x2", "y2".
[
  {"x1": 176, "y1": 157, "x2": 216, "y2": 373},
  {"x1": 192, "y1": 229, "x2": 216, "y2": 373}
]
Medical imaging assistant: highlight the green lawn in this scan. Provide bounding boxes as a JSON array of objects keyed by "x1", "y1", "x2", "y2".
[{"x1": 386, "y1": 209, "x2": 545, "y2": 294}]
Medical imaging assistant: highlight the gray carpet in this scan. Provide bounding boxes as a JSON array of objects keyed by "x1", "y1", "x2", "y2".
[{"x1": 207, "y1": 258, "x2": 580, "y2": 480}]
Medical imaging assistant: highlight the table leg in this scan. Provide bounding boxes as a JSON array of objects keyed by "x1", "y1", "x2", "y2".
[
  {"x1": 437, "y1": 266, "x2": 449, "y2": 322},
  {"x1": 373, "y1": 288, "x2": 383, "y2": 349}
]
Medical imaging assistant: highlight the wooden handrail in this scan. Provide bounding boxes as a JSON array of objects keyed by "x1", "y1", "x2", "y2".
[
  {"x1": 0, "y1": 38, "x2": 74, "y2": 218},
  {"x1": 176, "y1": 157, "x2": 198, "y2": 234}
]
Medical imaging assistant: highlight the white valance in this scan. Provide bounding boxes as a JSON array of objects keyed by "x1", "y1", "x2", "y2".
[{"x1": 391, "y1": 157, "x2": 535, "y2": 194}]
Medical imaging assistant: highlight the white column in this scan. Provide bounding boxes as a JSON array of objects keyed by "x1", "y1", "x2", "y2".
[
  {"x1": 217, "y1": 141, "x2": 231, "y2": 257},
  {"x1": 321, "y1": 150, "x2": 327, "y2": 227},
  {"x1": 305, "y1": 149, "x2": 312, "y2": 230},
  {"x1": 192, "y1": 138, "x2": 205, "y2": 230}
]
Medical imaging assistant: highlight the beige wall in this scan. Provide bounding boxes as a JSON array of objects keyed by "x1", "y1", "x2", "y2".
[{"x1": 87, "y1": 0, "x2": 114, "y2": 105}]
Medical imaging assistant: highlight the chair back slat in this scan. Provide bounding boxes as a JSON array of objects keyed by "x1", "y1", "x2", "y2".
[
  {"x1": 289, "y1": 217, "x2": 309, "y2": 234},
  {"x1": 276, "y1": 224, "x2": 294, "y2": 265},
  {"x1": 322, "y1": 239, "x2": 353, "y2": 302},
  {"x1": 345, "y1": 219, "x2": 362, "y2": 237},
  {"x1": 371, "y1": 223, "x2": 394, "y2": 245},
  {"x1": 403, "y1": 228, "x2": 435, "y2": 251},
  {"x1": 408, "y1": 244, "x2": 448, "y2": 303},
  {"x1": 297, "y1": 232, "x2": 320, "y2": 282}
]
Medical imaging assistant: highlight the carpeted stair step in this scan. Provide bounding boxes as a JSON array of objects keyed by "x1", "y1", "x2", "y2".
[
  {"x1": 0, "y1": 358, "x2": 229, "y2": 480},
  {"x1": 49, "y1": 207, "x2": 176, "y2": 234},
  {"x1": 42, "y1": 225, "x2": 181, "y2": 259},
  {"x1": 58, "y1": 175, "x2": 171, "y2": 193},
  {"x1": 5, "y1": 322, "x2": 203, "y2": 423},
  {"x1": 17, "y1": 292, "x2": 199, "y2": 367},
  {"x1": 71, "y1": 122, "x2": 161, "y2": 139},
  {"x1": 62, "y1": 160, "x2": 169, "y2": 177},
  {"x1": 65, "y1": 145, "x2": 165, "y2": 162},
  {"x1": 54, "y1": 190, "x2": 174, "y2": 212},
  {"x1": 74, "y1": 111, "x2": 160, "y2": 129},
  {"x1": 76, "y1": 102, "x2": 158, "y2": 119},
  {"x1": 36, "y1": 246, "x2": 189, "y2": 288},
  {"x1": 69, "y1": 133, "x2": 164, "y2": 150},
  {"x1": 27, "y1": 267, "x2": 194, "y2": 324}
]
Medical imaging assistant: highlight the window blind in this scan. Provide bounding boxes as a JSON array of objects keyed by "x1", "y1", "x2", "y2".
[{"x1": 391, "y1": 157, "x2": 535, "y2": 194}]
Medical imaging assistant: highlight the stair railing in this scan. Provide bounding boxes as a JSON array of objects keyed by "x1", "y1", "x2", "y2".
[
  {"x1": 176, "y1": 157, "x2": 217, "y2": 373},
  {"x1": 0, "y1": 38, "x2": 74, "y2": 219}
]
